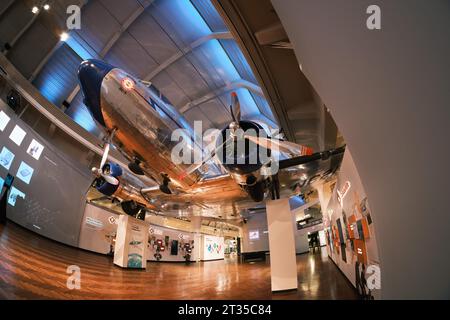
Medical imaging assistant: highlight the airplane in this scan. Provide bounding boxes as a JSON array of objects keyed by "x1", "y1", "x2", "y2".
[{"x1": 77, "y1": 59, "x2": 345, "y2": 220}]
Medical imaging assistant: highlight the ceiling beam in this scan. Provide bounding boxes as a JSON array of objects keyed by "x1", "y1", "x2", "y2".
[
  {"x1": 142, "y1": 31, "x2": 233, "y2": 81},
  {"x1": 8, "y1": 11, "x2": 41, "y2": 50},
  {"x1": 29, "y1": 42, "x2": 64, "y2": 81},
  {"x1": 0, "y1": 0, "x2": 15, "y2": 19},
  {"x1": 212, "y1": 0, "x2": 296, "y2": 142},
  {"x1": 66, "y1": 1, "x2": 152, "y2": 103},
  {"x1": 29, "y1": 0, "x2": 90, "y2": 82},
  {"x1": 99, "y1": 0, "x2": 153, "y2": 57}
]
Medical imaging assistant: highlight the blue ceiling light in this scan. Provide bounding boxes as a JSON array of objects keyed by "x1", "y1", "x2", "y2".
[
  {"x1": 200, "y1": 39, "x2": 240, "y2": 83},
  {"x1": 185, "y1": 0, "x2": 277, "y2": 127},
  {"x1": 65, "y1": 33, "x2": 96, "y2": 61},
  {"x1": 67, "y1": 102, "x2": 99, "y2": 134}
]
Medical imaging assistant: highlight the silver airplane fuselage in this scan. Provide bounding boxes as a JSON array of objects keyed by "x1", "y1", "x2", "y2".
[{"x1": 99, "y1": 68, "x2": 203, "y2": 188}]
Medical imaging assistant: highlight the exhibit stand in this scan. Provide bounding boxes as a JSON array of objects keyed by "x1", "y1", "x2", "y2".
[
  {"x1": 200, "y1": 234, "x2": 225, "y2": 261},
  {"x1": 114, "y1": 215, "x2": 149, "y2": 269},
  {"x1": 266, "y1": 198, "x2": 298, "y2": 291}
]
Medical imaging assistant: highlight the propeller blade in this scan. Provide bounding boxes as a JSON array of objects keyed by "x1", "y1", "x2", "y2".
[
  {"x1": 100, "y1": 142, "x2": 110, "y2": 169},
  {"x1": 101, "y1": 173, "x2": 119, "y2": 185},
  {"x1": 230, "y1": 91, "x2": 241, "y2": 123},
  {"x1": 244, "y1": 135, "x2": 312, "y2": 155},
  {"x1": 179, "y1": 136, "x2": 233, "y2": 179},
  {"x1": 99, "y1": 128, "x2": 117, "y2": 170}
]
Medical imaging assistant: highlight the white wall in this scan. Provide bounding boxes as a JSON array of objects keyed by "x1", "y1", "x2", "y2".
[
  {"x1": 272, "y1": 0, "x2": 450, "y2": 298},
  {"x1": 295, "y1": 232, "x2": 309, "y2": 254},
  {"x1": 241, "y1": 212, "x2": 270, "y2": 253},
  {"x1": 242, "y1": 210, "x2": 314, "y2": 255},
  {"x1": 325, "y1": 150, "x2": 381, "y2": 298}
]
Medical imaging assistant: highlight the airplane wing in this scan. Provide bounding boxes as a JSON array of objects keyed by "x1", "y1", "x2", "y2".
[
  {"x1": 133, "y1": 145, "x2": 345, "y2": 215},
  {"x1": 277, "y1": 145, "x2": 346, "y2": 198}
]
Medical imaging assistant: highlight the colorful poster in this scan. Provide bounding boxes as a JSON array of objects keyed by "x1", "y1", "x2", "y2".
[
  {"x1": 202, "y1": 235, "x2": 224, "y2": 261},
  {"x1": 127, "y1": 222, "x2": 146, "y2": 268}
]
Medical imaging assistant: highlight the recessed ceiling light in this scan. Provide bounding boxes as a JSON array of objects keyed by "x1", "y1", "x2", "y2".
[
  {"x1": 60, "y1": 32, "x2": 69, "y2": 42},
  {"x1": 32, "y1": 6, "x2": 39, "y2": 14},
  {"x1": 43, "y1": 4, "x2": 50, "y2": 10}
]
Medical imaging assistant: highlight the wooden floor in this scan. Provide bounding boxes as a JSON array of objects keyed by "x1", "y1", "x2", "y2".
[{"x1": 0, "y1": 222, "x2": 358, "y2": 300}]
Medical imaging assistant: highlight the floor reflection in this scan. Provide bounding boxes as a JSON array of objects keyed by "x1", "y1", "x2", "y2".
[{"x1": 0, "y1": 223, "x2": 357, "y2": 299}]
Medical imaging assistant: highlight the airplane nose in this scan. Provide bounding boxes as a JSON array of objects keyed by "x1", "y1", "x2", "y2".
[{"x1": 77, "y1": 59, "x2": 114, "y2": 126}]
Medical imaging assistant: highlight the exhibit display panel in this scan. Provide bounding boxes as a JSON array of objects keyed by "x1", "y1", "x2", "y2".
[
  {"x1": 79, "y1": 202, "x2": 197, "y2": 262},
  {"x1": 78, "y1": 203, "x2": 119, "y2": 255},
  {"x1": 200, "y1": 234, "x2": 225, "y2": 261},
  {"x1": 114, "y1": 215, "x2": 149, "y2": 269},
  {"x1": 147, "y1": 224, "x2": 195, "y2": 262},
  {"x1": 324, "y1": 150, "x2": 381, "y2": 299},
  {"x1": 0, "y1": 102, "x2": 92, "y2": 246}
]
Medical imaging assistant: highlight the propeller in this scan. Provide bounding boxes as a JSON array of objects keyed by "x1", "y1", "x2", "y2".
[
  {"x1": 178, "y1": 135, "x2": 234, "y2": 180},
  {"x1": 229, "y1": 91, "x2": 241, "y2": 138},
  {"x1": 92, "y1": 129, "x2": 119, "y2": 186},
  {"x1": 230, "y1": 91, "x2": 314, "y2": 157},
  {"x1": 173, "y1": 92, "x2": 242, "y2": 181},
  {"x1": 230, "y1": 91, "x2": 241, "y2": 123},
  {"x1": 243, "y1": 135, "x2": 312, "y2": 156}
]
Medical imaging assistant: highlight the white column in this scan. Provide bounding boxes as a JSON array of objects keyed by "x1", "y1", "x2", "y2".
[
  {"x1": 113, "y1": 215, "x2": 149, "y2": 269},
  {"x1": 190, "y1": 216, "x2": 202, "y2": 262},
  {"x1": 266, "y1": 198, "x2": 298, "y2": 291}
]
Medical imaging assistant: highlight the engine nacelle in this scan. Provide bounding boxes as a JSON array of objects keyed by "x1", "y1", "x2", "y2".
[
  {"x1": 217, "y1": 120, "x2": 270, "y2": 202},
  {"x1": 95, "y1": 162, "x2": 122, "y2": 196}
]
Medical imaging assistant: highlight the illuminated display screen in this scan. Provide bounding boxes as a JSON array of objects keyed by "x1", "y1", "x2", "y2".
[
  {"x1": 0, "y1": 111, "x2": 10, "y2": 131},
  {"x1": 249, "y1": 230, "x2": 260, "y2": 240},
  {"x1": 27, "y1": 139, "x2": 44, "y2": 160},
  {"x1": 16, "y1": 161, "x2": 34, "y2": 184},
  {"x1": 9, "y1": 125, "x2": 26, "y2": 146},
  {"x1": 8, "y1": 186, "x2": 25, "y2": 206},
  {"x1": 0, "y1": 146, "x2": 15, "y2": 170},
  {"x1": 0, "y1": 105, "x2": 92, "y2": 246}
]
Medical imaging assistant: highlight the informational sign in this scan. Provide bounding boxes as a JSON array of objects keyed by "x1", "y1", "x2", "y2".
[
  {"x1": 8, "y1": 186, "x2": 25, "y2": 206},
  {"x1": 114, "y1": 215, "x2": 149, "y2": 269},
  {"x1": 201, "y1": 234, "x2": 224, "y2": 261},
  {"x1": 9, "y1": 125, "x2": 26, "y2": 146},
  {"x1": 27, "y1": 139, "x2": 44, "y2": 160},
  {"x1": 128, "y1": 222, "x2": 146, "y2": 268},
  {"x1": 16, "y1": 161, "x2": 34, "y2": 184},
  {"x1": 0, "y1": 146, "x2": 14, "y2": 170},
  {"x1": 249, "y1": 230, "x2": 260, "y2": 240},
  {"x1": 0, "y1": 111, "x2": 10, "y2": 131}
]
